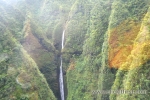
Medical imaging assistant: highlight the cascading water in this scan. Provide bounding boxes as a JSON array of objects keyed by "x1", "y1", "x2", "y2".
[{"x1": 59, "y1": 30, "x2": 65, "y2": 100}]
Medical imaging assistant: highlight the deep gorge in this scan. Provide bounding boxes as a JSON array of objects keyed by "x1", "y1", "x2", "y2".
[{"x1": 0, "y1": 0, "x2": 150, "y2": 100}]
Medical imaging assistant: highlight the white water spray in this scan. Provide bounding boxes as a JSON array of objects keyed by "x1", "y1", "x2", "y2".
[{"x1": 59, "y1": 30, "x2": 65, "y2": 100}]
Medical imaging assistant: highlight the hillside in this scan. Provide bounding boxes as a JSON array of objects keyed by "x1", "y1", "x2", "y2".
[{"x1": 0, "y1": 0, "x2": 150, "y2": 100}]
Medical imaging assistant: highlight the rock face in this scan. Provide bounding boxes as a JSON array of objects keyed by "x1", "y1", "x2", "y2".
[{"x1": 0, "y1": 0, "x2": 150, "y2": 100}]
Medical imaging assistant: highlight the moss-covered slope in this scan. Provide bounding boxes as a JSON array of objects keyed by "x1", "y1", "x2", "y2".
[
  {"x1": 0, "y1": 1, "x2": 56, "y2": 100},
  {"x1": 66, "y1": 0, "x2": 150, "y2": 100},
  {"x1": 1, "y1": 0, "x2": 150, "y2": 100}
]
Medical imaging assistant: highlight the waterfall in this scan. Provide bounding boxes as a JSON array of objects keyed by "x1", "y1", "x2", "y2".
[
  {"x1": 62, "y1": 30, "x2": 65, "y2": 49},
  {"x1": 59, "y1": 30, "x2": 65, "y2": 100}
]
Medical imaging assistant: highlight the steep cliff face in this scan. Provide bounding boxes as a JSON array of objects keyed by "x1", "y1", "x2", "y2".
[
  {"x1": 110, "y1": 6, "x2": 150, "y2": 100},
  {"x1": 0, "y1": 0, "x2": 56, "y2": 100},
  {"x1": 66, "y1": 0, "x2": 150, "y2": 100},
  {"x1": 66, "y1": 0, "x2": 114, "y2": 99},
  {"x1": 1, "y1": 0, "x2": 150, "y2": 100}
]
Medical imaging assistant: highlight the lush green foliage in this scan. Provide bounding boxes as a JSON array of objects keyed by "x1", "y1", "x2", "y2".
[
  {"x1": 66, "y1": 0, "x2": 150, "y2": 100},
  {"x1": 1, "y1": 0, "x2": 150, "y2": 100},
  {"x1": 67, "y1": 0, "x2": 116, "y2": 100},
  {"x1": 0, "y1": 1, "x2": 56, "y2": 100}
]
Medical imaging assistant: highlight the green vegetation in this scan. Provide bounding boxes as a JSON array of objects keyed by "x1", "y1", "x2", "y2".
[
  {"x1": 0, "y1": 1, "x2": 56, "y2": 100},
  {"x1": 67, "y1": 0, "x2": 115, "y2": 100},
  {"x1": 66, "y1": 0, "x2": 150, "y2": 100},
  {"x1": 1, "y1": 0, "x2": 150, "y2": 100}
]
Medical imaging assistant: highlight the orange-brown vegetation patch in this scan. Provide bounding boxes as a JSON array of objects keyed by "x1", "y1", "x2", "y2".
[
  {"x1": 109, "y1": 20, "x2": 141, "y2": 69},
  {"x1": 23, "y1": 32, "x2": 42, "y2": 52},
  {"x1": 22, "y1": 21, "x2": 43, "y2": 54},
  {"x1": 110, "y1": 45, "x2": 133, "y2": 69},
  {"x1": 22, "y1": 22, "x2": 50, "y2": 68}
]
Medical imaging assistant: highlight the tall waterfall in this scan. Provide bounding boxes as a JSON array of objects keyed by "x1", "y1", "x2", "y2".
[{"x1": 59, "y1": 30, "x2": 65, "y2": 100}]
